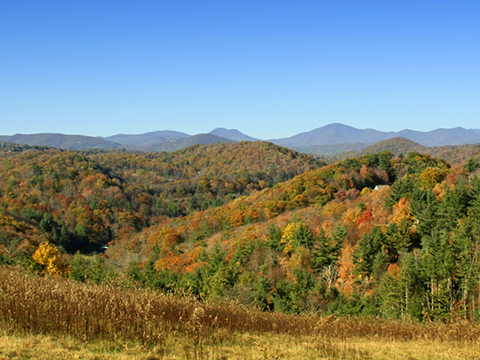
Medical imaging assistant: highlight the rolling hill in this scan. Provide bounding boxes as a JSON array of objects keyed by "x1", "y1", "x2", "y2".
[
  {"x1": 326, "y1": 137, "x2": 480, "y2": 165},
  {"x1": 3, "y1": 137, "x2": 480, "y2": 322}
]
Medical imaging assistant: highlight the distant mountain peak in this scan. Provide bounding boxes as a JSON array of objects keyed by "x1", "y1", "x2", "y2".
[
  {"x1": 271, "y1": 123, "x2": 480, "y2": 147},
  {"x1": 209, "y1": 128, "x2": 258, "y2": 142}
]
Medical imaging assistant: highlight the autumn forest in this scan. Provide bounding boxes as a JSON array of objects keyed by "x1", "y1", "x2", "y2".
[{"x1": 2, "y1": 139, "x2": 480, "y2": 324}]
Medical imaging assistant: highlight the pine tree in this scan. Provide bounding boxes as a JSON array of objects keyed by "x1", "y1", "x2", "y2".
[
  {"x1": 420, "y1": 231, "x2": 455, "y2": 320},
  {"x1": 292, "y1": 222, "x2": 314, "y2": 250},
  {"x1": 265, "y1": 223, "x2": 283, "y2": 250},
  {"x1": 400, "y1": 251, "x2": 425, "y2": 320},
  {"x1": 464, "y1": 156, "x2": 480, "y2": 173},
  {"x1": 312, "y1": 226, "x2": 346, "y2": 271},
  {"x1": 354, "y1": 227, "x2": 385, "y2": 279},
  {"x1": 385, "y1": 175, "x2": 417, "y2": 209},
  {"x1": 453, "y1": 218, "x2": 480, "y2": 318},
  {"x1": 409, "y1": 187, "x2": 439, "y2": 238},
  {"x1": 438, "y1": 184, "x2": 470, "y2": 232},
  {"x1": 377, "y1": 264, "x2": 404, "y2": 318}
]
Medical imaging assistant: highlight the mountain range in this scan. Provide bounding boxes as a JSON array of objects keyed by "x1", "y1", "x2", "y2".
[{"x1": 1, "y1": 123, "x2": 480, "y2": 155}]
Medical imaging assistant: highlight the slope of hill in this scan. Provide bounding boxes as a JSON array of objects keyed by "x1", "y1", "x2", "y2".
[
  {"x1": 209, "y1": 128, "x2": 258, "y2": 142},
  {"x1": 358, "y1": 137, "x2": 429, "y2": 155},
  {"x1": 0, "y1": 141, "x2": 322, "y2": 253},
  {"x1": 332, "y1": 137, "x2": 480, "y2": 166},
  {"x1": 292, "y1": 142, "x2": 370, "y2": 157},
  {"x1": 4, "y1": 139, "x2": 480, "y2": 321},
  {"x1": 427, "y1": 143, "x2": 480, "y2": 165},
  {"x1": 332, "y1": 138, "x2": 429, "y2": 160},
  {"x1": 0, "y1": 133, "x2": 122, "y2": 150},
  {"x1": 102, "y1": 150, "x2": 475, "y2": 319}
]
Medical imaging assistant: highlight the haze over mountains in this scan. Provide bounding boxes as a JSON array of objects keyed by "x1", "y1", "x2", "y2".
[{"x1": 1, "y1": 123, "x2": 480, "y2": 155}]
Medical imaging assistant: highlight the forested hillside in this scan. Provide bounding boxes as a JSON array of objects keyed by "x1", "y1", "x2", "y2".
[
  {"x1": 2, "y1": 141, "x2": 480, "y2": 321},
  {"x1": 0, "y1": 141, "x2": 321, "y2": 254},
  {"x1": 333, "y1": 137, "x2": 480, "y2": 166}
]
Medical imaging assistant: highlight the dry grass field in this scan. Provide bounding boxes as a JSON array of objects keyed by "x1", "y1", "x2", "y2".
[{"x1": 1, "y1": 265, "x2": 480, "y2": 359}]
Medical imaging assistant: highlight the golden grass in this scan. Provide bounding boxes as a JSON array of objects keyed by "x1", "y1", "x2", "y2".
[
  {"x1": 1, "y1": 331, "x2": 480, "y2": 360},
  {"x1": 1, "y1": 265, "x2": 480, "y2": 359}
]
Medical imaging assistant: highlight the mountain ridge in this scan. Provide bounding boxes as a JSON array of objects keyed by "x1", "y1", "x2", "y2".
[
  {"x1": 2, "y1": 123, "x2": 480, "y2": 153},
  {"x1": 103, "y1": 130, "x2": 190, "y2": 146}
]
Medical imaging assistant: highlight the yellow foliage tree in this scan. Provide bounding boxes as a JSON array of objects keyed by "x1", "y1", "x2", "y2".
[
  {"x1": 32, "y1": 241, "x2": 71, "y2": 277},
  {"x1": 341, "y1": 207, "x2": 362, "y2": 226},
  {"x1": 281, "y1": 222, "x2": 301, "y2": 255},
  {"x1": 419, "y1": 167, "x2": 449, "y2": 189}
]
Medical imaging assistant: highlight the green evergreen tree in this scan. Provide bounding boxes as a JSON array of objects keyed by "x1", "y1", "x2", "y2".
[
  {"x1": 69, "y1": 252, "x2": 91, "y2": 282},
  {"x1": 89, "y1": 256, "x2": 116, "y2": 284},
  {"x1": 292, "y1": 222, "x2": 313, "y2": 250},
  {"x1": 464, "y1": 156, "x2": 480, "y2": 173},
  {"x1": 377, "y1": 270, "x2": 404, "y2": 319},
  {"x1": 312, "y1": 226, "x2": 346, "y2": 271},
  {"x1": 354, "y1": 227, "x2": 386, "y2": 278},
  {"x1": 409, "y1": 187, "x2": 439, "y2": 238},
  {"x1": 420, "y1": 231, "x2": 454, "y2": 320},
  {"x1": 265, "y1": 223, "x2": 282, "y2": 250},
  {"x1": 39, "y1": 212, "x2": 55, "y2": 232},
  {"x1": 399, "y1": 251, "x2": 425, "y2": 320},
  {"x1": 438, "y1": 184, "x2": 470, "y2": 231},
  {"x1": 166, "y1": 198, "x2": 179, "y2": 217},
  {"x1": 453, "y1": 218, "x2": 480, "y2": 318},
  {"x1": 385, "y1": 175, "x2": 417, "y2": 209},
  {"x1": 208, "y1": 243, "x2": 226, "y2": 271},
  {"x1": 385, "y1": 219, "x2": 419, "y2": 261}
]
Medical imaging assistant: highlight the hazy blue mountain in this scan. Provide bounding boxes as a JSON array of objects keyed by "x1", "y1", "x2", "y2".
[
  {"x1": 2, "y1": 123, "x2": 480, "y2": 152},
  {"x1": 396, "y1": 127, "x2": 480, "y2": 146},
  {"x1": 0, "y1": 133, "x2": 122, "y2": 150},
  {"x1": 129, "y1": 134, "x2": 236, "y2": 152},
  {"x1": 0, "y1": 133, "x2": 234, "y2": 152},
  {"x1": 209, "y1": 128, "x2": 258, "y2": 142},
  {"x1": 271, "y1": 123, "x2": 396, "y2": 146},
  {"x1": 103, "y1": 130, "x2": 190, "y2": 146},
  {"x1": 270, "y1": 123, "x2": 480, "y2": 147}
]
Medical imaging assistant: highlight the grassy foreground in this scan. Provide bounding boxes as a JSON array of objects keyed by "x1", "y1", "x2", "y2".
[
  {"x1": 1, "y1": 331, "x2": 479, "y2": 359},
  {"x1": 1, "y1": 265, "x2": 480, "y2": 359}
]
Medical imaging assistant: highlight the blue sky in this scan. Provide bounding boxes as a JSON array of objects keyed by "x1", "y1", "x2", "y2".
[{"x1": 1, "y1": 1, "x2": 479, "y2": 139}]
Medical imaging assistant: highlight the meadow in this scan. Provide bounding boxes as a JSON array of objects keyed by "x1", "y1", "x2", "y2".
[{"x1": 1, "y1": 265, "x2": 480, "y2": 359}]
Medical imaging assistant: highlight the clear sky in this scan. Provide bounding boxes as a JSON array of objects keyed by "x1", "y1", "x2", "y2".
[{"x1": 1, "y1": 1, "x2": 479, "y2": 139}]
